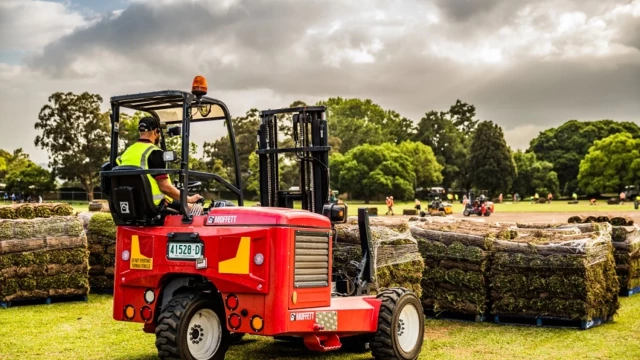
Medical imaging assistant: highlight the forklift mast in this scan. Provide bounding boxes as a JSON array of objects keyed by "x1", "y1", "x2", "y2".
[{"x1": 257, "y1": 106, "x2": 330, "y2": 215}]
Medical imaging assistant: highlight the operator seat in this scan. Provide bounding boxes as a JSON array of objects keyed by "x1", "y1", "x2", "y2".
[{"x1": 106, "y1": 165, "x2": 177, "y2": 226}]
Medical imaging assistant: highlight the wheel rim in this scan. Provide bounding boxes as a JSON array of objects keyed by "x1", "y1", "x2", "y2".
[
  {"x1": 396, "y1": 303, "x2": 421, "y2": 353},
  {"x1": 187, "y1": 309, "x2": 222, "y2": 360}
]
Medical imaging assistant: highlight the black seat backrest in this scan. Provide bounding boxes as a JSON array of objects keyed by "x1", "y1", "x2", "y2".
[{"x1": 107, "y1": 165, "x2": 163, "y2": 226}]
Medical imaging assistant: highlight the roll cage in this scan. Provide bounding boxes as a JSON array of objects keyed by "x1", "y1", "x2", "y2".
[{"x1": 100, "y1": 89, "x2": 244, "y2": 223}]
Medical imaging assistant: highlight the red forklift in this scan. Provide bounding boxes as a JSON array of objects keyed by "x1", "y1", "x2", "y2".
[{"x1": 100, "y1": 76, "x2": 424, "y2": 360}]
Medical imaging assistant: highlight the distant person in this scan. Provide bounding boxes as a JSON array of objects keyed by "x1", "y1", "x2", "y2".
[
  {"x1": 38, "y1": 195, "x2": 42, "y2": 204},
  {"x1": 620, "y1": 191, "x2": 626, "y2": 204},
  {"x1": 454, "y1": 194, "x2": 458, "y2": 202},
  {"x1": 329, "y1": 189, "x2": 337, "y2": 204},
  {"x1": 547, "y1": 193, "x2": 553, "y2": 203},
  {"x1": 389, "y1": 196, "x2": 395, "y2": 215},
  {"x1": 590, "y1": 198, "x2": 598, "y2": 206},
  {"x1": 499, "y1": 193, "x2": 503, "y2": 203},
  {"x1": 385, "y1": 197, "x2": 392, "y2": 215},
  {"x1": 572, "y1": 192, "x2": 578, "y2": 201},
  {"x1": 414, "y1": 199, "x2": 421, "y2": 211}
]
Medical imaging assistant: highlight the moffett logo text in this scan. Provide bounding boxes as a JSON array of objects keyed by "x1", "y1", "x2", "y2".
[
  {"x1": 290, "y1": 312, "x2": 315, "y2": 321},
  {"x1": 207, "y1": 215, "x2": 237, "y2": 224}
]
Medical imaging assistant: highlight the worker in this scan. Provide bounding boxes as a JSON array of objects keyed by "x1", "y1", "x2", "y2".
[
  {"x1": 547, "y1": 192, "x2": 553, "y2": 203},
  {"x1": 414, "y1": 199, "x2": 421, "y2": 211},
  {"x1": 329, "y1": 189, "x2": 337, "y2": 204},
  {"x1": 499, "y1": 193, "x2": 503, "y2": 203},
  {"x1": 389, "y1": 196, "x2": 395, "y2": 215},
  {"x1": 635, "y1": 195, "x2": 640, "y2": 210},
  {"x1": 620, "y1": 191, "x2": 626, "y2": 205},
  {"x1": 455, "y1": 194, "x2": 459, "y2": 202},
  {"x1": 116, "y1": 117, "x2": 203, "y2": 212}
]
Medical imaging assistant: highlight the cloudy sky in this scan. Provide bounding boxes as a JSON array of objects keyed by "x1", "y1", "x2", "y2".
[{"x1": 1, "y1": 0, "x2": 639, "y2": 165}]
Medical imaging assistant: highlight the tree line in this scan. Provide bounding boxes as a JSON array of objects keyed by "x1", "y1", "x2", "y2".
[{"x1": 1, "y1": 91, "x2": 636, "y2": 202}]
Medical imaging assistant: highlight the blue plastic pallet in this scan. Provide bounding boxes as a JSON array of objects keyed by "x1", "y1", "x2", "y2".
[
  {"x1": 621, "y1": 286, "x2": 640, "y2": 297},
  {"x1": 1, "y1": 295, "x2": 88, "y2": 309},
  {"x1": 426, "y1": 310, "x2": 486, "y2": 323},
  {"x1": 493, "y1": 314, "x2": 612, "y2": 330}
]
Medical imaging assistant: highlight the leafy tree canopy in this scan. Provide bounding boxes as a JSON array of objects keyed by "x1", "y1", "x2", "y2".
[
  {"x1": 468, "y1": 121, "x2": 516, "y2": 196},
  {"x1": 34, "y1": 92, "x2": 110, "y2": 200},
  {"x1": 512, "y1": 150, "x2": 559, "y2": 197},
  {"x1": 5, "y1": 163, "x2": 55, "y2": 194},
  {"x1": 577, "y1": 132, "x2": 640, "y2": 195},
  {"x1": 529, "y1": 120, "x2": 640, "y2": 194}
]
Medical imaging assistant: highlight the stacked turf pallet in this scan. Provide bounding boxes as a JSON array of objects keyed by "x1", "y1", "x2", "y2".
[
  {"x1": 333, "y1": 217, "x2": 424, "y2": 297},
  {"x1": 0, "y1": 216, "x2": 89, "y2": 304},
  {"x1": 0, "y1": 203, "x2": 75, "y2": 220},
  {"x1": 489, "y1": 225, "x2": 620, "y2": 325},
  {"x1": 567, "y1": 215, "x2": 640, "y2": 296},
  {"x1": 610, "y1": 226, "x2": 640, "y2": 295},
  {"x1": 410, "y1": 219, "x2": 514, "y2": 317},
  {"x1": 85, "y1": 213, "x2": 117, "y2": 293}
]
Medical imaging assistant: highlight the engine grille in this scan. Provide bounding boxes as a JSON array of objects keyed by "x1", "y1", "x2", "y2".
[{"x1": 294, "y1": 231, "x2": 330, "y2": 288}]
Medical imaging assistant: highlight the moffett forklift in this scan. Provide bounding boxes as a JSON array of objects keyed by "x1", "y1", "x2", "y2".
[{"x1": 100, "y1": 76, "x2": 425, "y2": 360}]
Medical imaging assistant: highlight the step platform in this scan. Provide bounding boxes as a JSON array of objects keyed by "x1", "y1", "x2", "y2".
[
  {"x1": 620, "y1": 285, "x2": 640, "y2": 297},
  {"x1": 493, "y1": 314, "x2": 613, "y2": 330},
  {"x1": 425, "y1": 310, "x2": 486, "y2": 323},
  {"x1": 1, "y1": 294, "x2": 88, "y2": 309}
]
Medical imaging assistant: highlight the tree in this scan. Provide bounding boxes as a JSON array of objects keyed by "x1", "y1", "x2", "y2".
[
  {"x1": 0, "y1": 148, "x2": 31, "y2": 182},
  {"x1": 319, "y1": 97, "x2": 413, "y2": 153},
  {"x1": 412, "y1": 110, "x2": 466, "y2": 191},
  {"x1": 577, "y1": 132, "x2": 640, "y2": 195},
  {"x1": 512, "y1": 151, "x2": 559, "y2": 197},
  {"x1": 468, "y1": 121, "x2": 516, "y2": 196},
  {"x1": 202, "y1": 108, "x2": 260, "y2": 188},
  {"x1": 529, "y1": 120, "x2": 640, "y2": 194},
  {"x1": 394, "y1": 141, "x2": 443, "y2": 189},
  {"x1": 34, "y1": 92, "x2": 110, "y2": 201},
  {"x1": 5, "y1": 163, "x2": 55, "y2": 194},
  {"x1": 332, "y1": 143, "x2": 415, "y2": 203}
]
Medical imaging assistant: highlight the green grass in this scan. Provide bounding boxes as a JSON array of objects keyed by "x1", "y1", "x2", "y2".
[
  {"x1": 338, "y1": 200, "x2": 638, "y2": 216},
  {"x1": 61, "y1": 199, "x2": 640, "y2": 217},
  {"x1": 0, "y1": 294, "x2": 638, "y2": 360}
]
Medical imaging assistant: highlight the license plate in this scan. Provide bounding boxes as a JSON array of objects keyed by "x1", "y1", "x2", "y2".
[{"x1": 167, "y1": 242, "x2": 203, "y2": 260}]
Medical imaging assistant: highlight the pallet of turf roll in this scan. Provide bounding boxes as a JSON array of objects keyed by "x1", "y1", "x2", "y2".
[
  {"x1": 610, "y1": 225, "x2": 640, "y2": 296},
  {"x1": 489, "y1": 224, "x2": 620, "y2": 329},
  {"x1": 333, "y1": 217, "x2": 424, "y2": 297},
  {"x1": 0, "y1": 203, "x2": 74, "y2": 220},
  {"x1": 0, "y1": 216, "x2": 89, "y2": 307},
  {"x1": 85, "y1": 213, "x2": 116, "y2": 293},
  {"x1": 409, "y1": 220, "x2": 516, "y2": 321}
]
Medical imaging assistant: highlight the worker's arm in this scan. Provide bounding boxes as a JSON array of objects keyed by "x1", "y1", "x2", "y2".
[{"x1": 149, "y1": 150, "x2": 202, "y2": 203}]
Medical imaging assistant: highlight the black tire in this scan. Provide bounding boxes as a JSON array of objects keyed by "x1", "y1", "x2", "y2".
[
  {"x1": 463, "y1": 210, "x2": 470, "y2": 216},
  {"x1": 370, "y1": 288, "x2": 425, "y2": 360},
  {"x1": 230, "y1": 332, "x2": 245, "y2": 345},
  {"x1": 484, "y1": 209, "x2": 491, "y2": 217},
  {"x1": 155, "y1": 292, "x2": 230, "y2": 360}
]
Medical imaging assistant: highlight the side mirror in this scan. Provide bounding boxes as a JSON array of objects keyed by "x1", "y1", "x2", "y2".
[
  {"x1": 167, "y1": 126, "x2": 181, "y2": 137},
  {"x1": 163, "y1": 151, "x2": 179, "y2": 163},
  {"x1": 322, "y1": 203, "x2": 347, "y2": 224}
]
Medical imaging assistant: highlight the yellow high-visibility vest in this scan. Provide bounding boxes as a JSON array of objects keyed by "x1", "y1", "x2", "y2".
[{"x1": 116, "y1": 142, "x2": 171, "y2": 206}]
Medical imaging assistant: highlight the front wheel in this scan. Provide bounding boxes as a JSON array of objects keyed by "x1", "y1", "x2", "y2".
[
  {"x1": 155, "y1": 292, "x2": 230, "y2": 360},
  {"x1": 370, "y1": 288, "x2": 425, "y2": 360},
  {"x1": 463, "y1": 210, "x2": 470, "y2": 216}
]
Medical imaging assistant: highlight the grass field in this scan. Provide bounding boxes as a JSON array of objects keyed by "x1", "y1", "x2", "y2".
[
  {"x1": 63, "y1": 200, "x2": 640, "y2": 217},
  {"x1": 0, "y1": 294, "x2": 639, "y2": 360}
]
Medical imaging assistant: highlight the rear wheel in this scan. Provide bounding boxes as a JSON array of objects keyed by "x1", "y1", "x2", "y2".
[
  {"x1": 463, "y1": 210, "x2": 470, "y2": 216},
  {"x1": 370, "y1": 288, "x2": 424, "y2": 360},
  {"x1": 155, "y1": 292, "x2": 230, "y2": 360}
]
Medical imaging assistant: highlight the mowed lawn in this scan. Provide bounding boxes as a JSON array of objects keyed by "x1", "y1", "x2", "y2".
[
  {"x1": 0, "y1": 294, "x2": 639, "y2": 360},
  {"x1": 68, "y1": 200, "x2": 640, "y2": 217}
]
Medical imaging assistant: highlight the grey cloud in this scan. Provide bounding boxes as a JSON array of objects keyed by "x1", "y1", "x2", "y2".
[
  {"x1": 4, "y1": 0, "x2": 640, "y2": 164},
  {"x1": 434, "y1": 0, "x2": 502, "y2": 21}
]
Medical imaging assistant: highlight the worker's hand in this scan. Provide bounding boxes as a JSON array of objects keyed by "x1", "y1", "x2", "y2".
[{"x1": 188, "y1": 194, "x2": 203, "y2": 204}]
